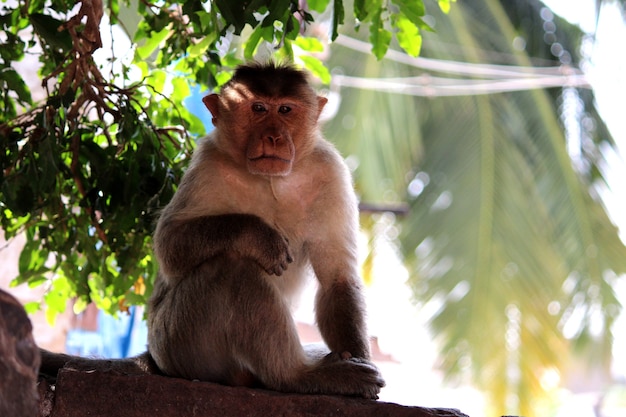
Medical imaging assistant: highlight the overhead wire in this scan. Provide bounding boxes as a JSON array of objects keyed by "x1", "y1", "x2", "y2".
[{"x1": 331, "y1": 35, "x2": 591, "y2": 97}]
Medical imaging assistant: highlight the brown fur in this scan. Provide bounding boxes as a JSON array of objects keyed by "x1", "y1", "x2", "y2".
[{"x1": 39, "y1": 63, "x2": 384, "y2": 399}]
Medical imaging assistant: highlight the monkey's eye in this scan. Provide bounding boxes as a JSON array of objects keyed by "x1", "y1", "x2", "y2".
[
  {"x1": 278, "y1": 105, "x2": 292, "y2": 114},
  {"x1": 252, "y1": 103, "x2": 267, "y2": 113}
]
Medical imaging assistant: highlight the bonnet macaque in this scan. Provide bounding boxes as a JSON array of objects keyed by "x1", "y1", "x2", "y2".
[{"x1": 40, "y1": 62, "x2": 384, "y2": 399}]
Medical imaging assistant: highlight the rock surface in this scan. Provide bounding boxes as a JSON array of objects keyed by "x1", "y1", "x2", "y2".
[
  {"x1": 0, "y1": 289, "x2": 41, "y2": 417},
  {"x1": 39, "y1": 368, "x2": 470, "y2": 417}
]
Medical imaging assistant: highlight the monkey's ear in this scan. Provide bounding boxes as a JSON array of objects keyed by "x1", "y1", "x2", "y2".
[
  {"x1": 316, "y1": 96, "x2": 328, "y2": 120},
  {"x1": 202, "y1": 94, "x2": 220, "y2": 124}
]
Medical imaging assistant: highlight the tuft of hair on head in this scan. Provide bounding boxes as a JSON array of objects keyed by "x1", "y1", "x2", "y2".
[{"x1": 226, "y1": 61, "x2": 314, "y2": 99}]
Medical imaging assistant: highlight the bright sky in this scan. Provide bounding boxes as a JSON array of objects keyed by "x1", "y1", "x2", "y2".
[
  {"x1": 545, "y1": 0, "x2": 626, "y2": 234},
  {"x1": 545, "y1": 0, "x2": 626, "y2": 394}
]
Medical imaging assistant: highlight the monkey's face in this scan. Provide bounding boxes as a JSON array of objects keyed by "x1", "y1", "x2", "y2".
[
  {"x1": 203, "y1": 83, "x2": 325, "y2": 177},
  {"x1": 243, "y1": 93, "x2": 298, "y2": 176}
]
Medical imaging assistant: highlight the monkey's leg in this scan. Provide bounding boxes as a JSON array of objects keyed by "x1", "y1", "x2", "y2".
[
  {"x1": 214, "y1": 264, "x2": 384, "y2": 399},
  {"x1": 149, "y1": 259, "x2": 383, "y2": 398}
]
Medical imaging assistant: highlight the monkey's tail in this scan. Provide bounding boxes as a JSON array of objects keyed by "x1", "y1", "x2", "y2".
[{"x1": 39, "y1": 348, "x2": 161, "y2": 381}]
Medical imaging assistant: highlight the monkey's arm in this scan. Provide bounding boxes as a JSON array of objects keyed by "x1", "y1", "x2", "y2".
[
  {"x1": 312, "y1": 252, "x2": 371, "y2": 360},
  {"x1": 154, "y1": 213, "x2": 292, "y2": 282},
  {"x1": 305, "y1": 150, "x2": 371, "y2": 361},
  {"x1": 307, "y1": 226, "x2": 385, "y2": 395}
]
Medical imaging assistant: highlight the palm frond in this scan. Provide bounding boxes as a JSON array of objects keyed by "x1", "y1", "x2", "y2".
[{"x1": 325, "y1": 0, "x2": 626, "y2": 414}]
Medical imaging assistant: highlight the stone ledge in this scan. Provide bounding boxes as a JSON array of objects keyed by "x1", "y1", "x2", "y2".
[{"x1": 38, "y1": 368, "x2": 470, "y2": 417}]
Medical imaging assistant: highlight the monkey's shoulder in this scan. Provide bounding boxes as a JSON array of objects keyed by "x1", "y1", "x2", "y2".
[{"x1": 302, "y1": 139, "x2": 350, "y2": 176}]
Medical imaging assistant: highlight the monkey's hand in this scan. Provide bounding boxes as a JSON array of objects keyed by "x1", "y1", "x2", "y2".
[
  {"x1": 154, "y1": 214, "x2": 294, "y2": 280},
  {"x1": 244, "y1": 219, "x2": 293, "y2": 276}
]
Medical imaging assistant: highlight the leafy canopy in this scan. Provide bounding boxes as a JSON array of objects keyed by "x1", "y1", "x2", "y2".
[{"x1": 0, "y1": 0, "x2": 445, "y2": 318}]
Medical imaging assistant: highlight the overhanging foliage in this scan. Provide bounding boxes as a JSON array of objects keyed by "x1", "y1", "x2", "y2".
[{"x1": 0, "y1": 0, "x2": 436, "y2": 316}]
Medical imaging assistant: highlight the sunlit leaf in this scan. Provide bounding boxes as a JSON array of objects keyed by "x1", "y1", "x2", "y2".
[
  {"x1": 188, "y1": 33, "x2": 217, "y2": 58},
  {"x1": 23, "y1": 301, "x2": 41, "y2": 314},
  {"x1": 294, "y1": 36, "x2": 324, "y2": 53},
  {"x1": 308, "y1": 0, "x2": 331, "y2": 13},
  {"x1": 244, "y1": 24, "x2": 273, "y2": 59},
  {"x1": 439, "y1": 0, "x2": 456, "y2": 14},
  {"x1": 299, "y1": 55, "x2": 331, "y2": 84},
  {"x1": 44, "y1": 276, "x2": 71, "y2": 324},
  {"x1": 136, "y1": 26, "x2": 171, "y2": 60},
  {"x1": 395, "y1": 14, "x2": 422, "y2": 57},
  {"x1": 73, "y1": 297, "x2": 88, "y2": 315}
]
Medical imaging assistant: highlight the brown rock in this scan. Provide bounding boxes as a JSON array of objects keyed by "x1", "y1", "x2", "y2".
[
  {"x1": 0, "y1": 289, "x2": 41, "y2": 417},
  {"x1": 37, "y1": 377, "x2": 54, "y2": 417},
  {"x1": 49, "y1": 368, "x2": 469, "y2": 417}
]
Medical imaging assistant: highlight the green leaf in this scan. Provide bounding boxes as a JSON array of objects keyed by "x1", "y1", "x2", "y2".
[
  {"x1": 262, "y1": 0, "x2": 291, "y2": 28},
  {"x1": 3, "y1": 178, "x2": 35, "y2": 217},
  {"x1": 283, "y1": 38, "x2": 296, "y2": 61},
  {"x1": 170, "y1": 78, "x2": 191, "y2": 102},
  {"x1": 2, "y1": 213, "x2": 30, "y2": 236},
  {"x1": 396, "y1": 14, "x2": 422, "y2": 57},
  {"x1": 390, "y1": 0, "x2": 425, "y2": 27},
  {"x1": 354, "y1": 0, "x2": 382, "y2": 22},
  {"x1": 109, "y1": 0, "x2": 120, "y2": 23},
  {"x1": 188, "y1": 33, "x2": 217, "y2": 58},
  {"x1": 439, "y1": 0, "x2": 455, "y2": 14},
  {"x1": 294, "y1": 36, "x2": 324, "y2": 53},
  {"x1": 284, "y1": 14, "x2": 300, "y2": 41},
  {"x1": 369, "y1": 10, "x2": 391, "y2": 60},
  {"x1": 244, "y1": 24, "x2": 273, "y2": 59},
  {"x1": 214, "y1": 0, "x2": 250, "y2": 34},
  {"x1": 299, "y1": 55, "x2": 331, "y2": 84},
  {"x1": 72, "y1": 297, "x2": 89, "y2": 315},
  {"x1": 149, "y1": 69, "x2": 167, "y2": 94},
  {"x1": 215, "y1": 71, "x2": 233, "y2": 86},
  {"x1": 354, "y1": 0, "x2": 368, "y2": 21},
  {"x1": 0, "y1": 32, "x2": 26, "y2": 62},
  {"x1": 331, "y1": 0, "x2": 344, "y2": 41},
  {"x1": 0, "y1": 68, "x2": 32, "y2": 104},
  {"x1": 307, "y1": 0, "x2": 330, "y2": 13},
  {"x1": 17, "y1": 240, "x2": 49, "y2": 283},
  {"x1": 23, "y1": 301, "x2": 41, "y2": 314},
  {"x1": 196, "y1": 10, "x2": 215, "y2": 32},
  {"x1": 135, "y1": 60, "x2": 150, "y2": 78},
  {"x1": 44, "y1": 276, "x2": 72, "y2": 324},
  {"x1": 44, "y1": 308, "x2": 57, "y2": 326},
  {"x1": 29, "y1": 13, "x2": 72, "y2": 52},
  {"x1": 136, "y1": 26, "x2": 171, "y2": 60}
]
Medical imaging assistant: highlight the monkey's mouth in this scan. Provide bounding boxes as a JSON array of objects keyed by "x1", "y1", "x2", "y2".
[
  {"x1": 249, "y1": 155, "x2": 291, "y2": 163},
  {"x1": 248, "y1": 155, "x2": 293, "y2": 176}
]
